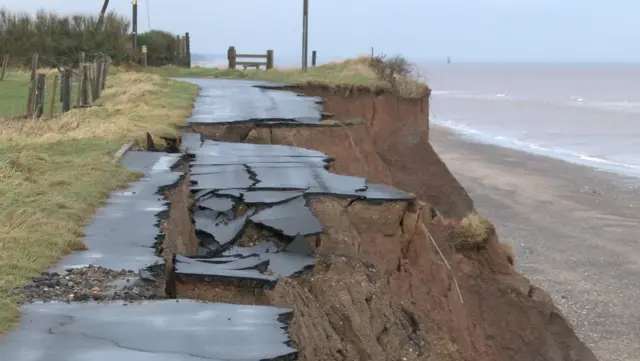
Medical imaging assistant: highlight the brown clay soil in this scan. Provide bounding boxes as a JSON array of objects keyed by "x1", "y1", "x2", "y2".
[{"x1": 175, "y1": 85, "x2": 599, "y2": 361}]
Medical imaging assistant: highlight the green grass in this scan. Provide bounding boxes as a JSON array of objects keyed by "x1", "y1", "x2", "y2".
[
  {"x1": 0, "y1": 72, "x2": 30, "y2": 118},
  {"x1": 0, "y1": 70, "x2": 83, "y2": 119},
  {"x1": 0, "y1": 71, "x2": 198, "y2": 334}
]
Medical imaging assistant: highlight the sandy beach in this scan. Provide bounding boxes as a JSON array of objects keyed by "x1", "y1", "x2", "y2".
[{"x1": 431, "y1": 125, "x2": 640, "y2": 361}]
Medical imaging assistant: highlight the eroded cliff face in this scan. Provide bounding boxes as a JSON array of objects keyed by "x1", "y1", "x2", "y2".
[{"x1": 184, "y1": 85, "x2": 597, "y2": 361}]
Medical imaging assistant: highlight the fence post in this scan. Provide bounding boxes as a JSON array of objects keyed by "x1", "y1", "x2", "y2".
[
  {"x1": 0, "y1": 55, "x2": 8, "y2": 81},
  {"x1": 101, "y1": 58, "x2": 109, "y2": 91},
  {"x1": 75, "y1": 52, "x2": 85, "y2": 106},
  {"x1": 228, "y1": 46, "x2": 237, "y2": 69},
  {"x1": 185, "y1": 32, "x2": 191, "y2": 68},
  {"x1": 34, "y1": 73, "x2": 46, "y2": 118},
  {"x1": 26, "y1": 53, "x2": 39, "y2": 116},
  {"x1": 81, "y1": 64, "x2": 90, "y2": 106},
  {"x1": 47, "y1": 74, "x2": 59, "y2": 119},
  {"x1": 91, "y1": 59, "x2": 99, "y2": 102},
  {"x1": 61, "y1": 69, "x2": 72, "y2": 113},
  {"x1": 266, "y1": 50, "x2": 274, "y2": 70},
  {"x1": 311, "y1": 50, "x2": 317, "y2": 67},
  {"x1": 97, "y1": 58, "x2": 104, "y2": 99}
]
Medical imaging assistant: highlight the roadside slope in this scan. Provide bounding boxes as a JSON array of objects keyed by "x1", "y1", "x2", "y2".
[{"x1": 0, "y1": 71, "x2": 198, "y2": 333}]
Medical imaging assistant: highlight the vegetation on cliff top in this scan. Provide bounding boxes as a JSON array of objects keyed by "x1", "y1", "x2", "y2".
[
  {"x1": 148, "y1": 55, "x2": 430, "y2": 98},
  {"x1": 0, "y1": 72, "x2": 198, "y2": 334}
]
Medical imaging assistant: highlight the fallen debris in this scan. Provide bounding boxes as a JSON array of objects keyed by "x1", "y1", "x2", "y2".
[{"x1": 13, "y1": 265, "x2": 162, "y2": 303}]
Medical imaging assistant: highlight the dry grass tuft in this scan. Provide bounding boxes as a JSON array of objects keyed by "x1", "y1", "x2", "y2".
[
  {"x1": 0, "y1": 70, "x2": 198, "y2": 334},
  {"x1": 450, "y1": 213, "x2": 495, "y2": 251}
]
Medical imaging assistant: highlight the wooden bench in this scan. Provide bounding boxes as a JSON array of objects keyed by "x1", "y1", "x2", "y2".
[{"x1": 227, "y1": 47, "x2": 274, "y2": 70}]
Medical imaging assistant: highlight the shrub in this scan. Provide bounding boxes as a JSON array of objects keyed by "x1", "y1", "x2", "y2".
[
  {"x1": 0, "y1": 9, "x2": 188, "y2": 67},
  {"x1": 0, "y1": 9, "x2": 132, "y2": 66},
  {"x1": 367, "y1": 53, "x2": 414, "y2": 84},
  {"x1": 137, "y1": 30, "x2": 189, "y2": 67},
  {"x1": 450, "y1": 213, "x2": 494, "y2": 251}
]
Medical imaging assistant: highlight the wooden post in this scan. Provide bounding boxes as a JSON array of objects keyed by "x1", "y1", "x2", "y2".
[
  {"x1": 266, "y1": 50, "x2": 274, "y2": 70},
  {"x1": 185, "y1": 32, "x2": 191, "y2": 68},
  {"x1": 175, "y1": 35, "x2": 181, "y2": 58},
  {"x1": 91, "y1": 59, "x2": 99, "y2": 102},
  {"x1": 34, "y1": 73, "x2": 46, "y2": 118},
  {"x1": 101, "y1": 58, "x2": 109, "y2": 91},
  {"x1": 75, "y1": 52, "x2": 85, "y2": 106},
  {"x1": 302, "y1": 0, "x2": 309, "y2": 70},
  {"x1": 61, "y1": 69, "x2": 72, "y2": 113},
  {"x1": 26, "y1": 53, "x2": 39, "y2": 116},
  {"x1": 311, "y1": 50, "x2": 317, "y2": 67},
  {"x1": 132, "y1": 0, "x2": 138, "y2": 58},
  {"x1": 227, "y1": 46, "x2": 237, "y2": 69},
  {"x1": 47, "y1": 74, "x2": 59, "y2": 118},
  {"x1": 81, "y1": 64, "x2": 90, "y2": 106},
  {"x1": 0, "y1": 55, "x2": 8, "y2": 81},
  {"x1": 96, "y1": 57, "x2": 104, "y2": 99}
]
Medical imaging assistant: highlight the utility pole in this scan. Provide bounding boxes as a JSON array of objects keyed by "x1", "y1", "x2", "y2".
[
  {"x1": 132, "y1": 0, "x2": 138, "y2": 59},
  {"x1": 302, "y1": 0, "x2": 309, "y2": 70}
]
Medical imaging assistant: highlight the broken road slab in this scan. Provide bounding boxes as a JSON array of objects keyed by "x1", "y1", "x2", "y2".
[{"x1": 0, "y1": 300, "x2": 297, "y2": 361}]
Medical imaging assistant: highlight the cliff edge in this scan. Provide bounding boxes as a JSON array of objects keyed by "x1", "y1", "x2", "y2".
[{"x1": 187, "y1": 80, "x2": 597, "y2": 361}]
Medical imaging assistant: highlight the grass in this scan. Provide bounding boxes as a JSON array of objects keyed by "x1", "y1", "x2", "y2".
[
  {"x1": 0, "y1": 72, "x2": 30, "y2": 118},
  {"x1": 450, "y1": 213, "x2": 494, "y2": 251},
  {"x1": 146, "y1": 56, "x2": 430, "y2": 98},
  {"x1": 0, "y1": 70, "x2": 199, "y2": 334},
  {"x1": 0, "y1": 69, "x2": 82, "y2": 119}
]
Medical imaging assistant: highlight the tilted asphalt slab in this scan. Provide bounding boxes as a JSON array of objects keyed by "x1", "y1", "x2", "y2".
[{"x1": 0, "y1": 78, "x2": 414, "y2": 360}]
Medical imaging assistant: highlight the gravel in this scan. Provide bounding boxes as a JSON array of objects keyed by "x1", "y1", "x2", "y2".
[{"x1": 13, "y1": 265, "x2": 164, "y2": 303}]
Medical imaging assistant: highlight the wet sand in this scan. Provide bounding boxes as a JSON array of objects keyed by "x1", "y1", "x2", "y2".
[{"x1": 430, "y1": 125, "x2": 640, "y2": 361}]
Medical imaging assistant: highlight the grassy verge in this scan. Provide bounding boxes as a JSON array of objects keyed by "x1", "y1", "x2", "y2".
[
  {"x1": 146, "y1": 56, "x2": 429, "y2": 98},
  {"x1": 0, "y1": 71, "x2": 198, "y2": 334}
]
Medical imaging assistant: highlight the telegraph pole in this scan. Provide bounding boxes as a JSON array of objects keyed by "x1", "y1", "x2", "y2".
[
  {"x1": 302, "y1": 0, "x2": 309, "y2": 70},
  {"x1": 132, "y1": 0, "x2": 138, "y2": 58}
]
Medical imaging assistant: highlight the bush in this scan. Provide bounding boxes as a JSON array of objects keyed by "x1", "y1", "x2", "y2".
[
  {"x1": 0, "y1": 9, "x2": 188, "y2": 67},
  {"x1": 367, "y1": 53, "x2": 414, "y2": 84},
  {"x1": 0, "y1": 9, "x2": 132, "y2": 66},
  {"x1": 137, "y1": 30, "x2": 188, "y2": 67},
  {"x1": 450, "y1": 213, "x2": 494, "y2": 251}
]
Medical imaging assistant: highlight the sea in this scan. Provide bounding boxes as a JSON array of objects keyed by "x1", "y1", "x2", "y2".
[{"x1": 421, "y1": 63, "x2": 640, "y2": 179}]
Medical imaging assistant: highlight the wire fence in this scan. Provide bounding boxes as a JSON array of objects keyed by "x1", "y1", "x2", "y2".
[{"x1": 0, "y1": 51, "x2": 111, "y2": 120}]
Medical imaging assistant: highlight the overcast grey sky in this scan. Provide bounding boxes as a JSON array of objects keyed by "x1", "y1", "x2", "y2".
[{"x1": 2, "y1": 0, "x2": 638, "y2": 63}]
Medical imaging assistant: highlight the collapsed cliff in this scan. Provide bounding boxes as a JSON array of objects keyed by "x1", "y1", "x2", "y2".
[{"x1": 179, "y1": 84, "x2": 596, "y2": 361}]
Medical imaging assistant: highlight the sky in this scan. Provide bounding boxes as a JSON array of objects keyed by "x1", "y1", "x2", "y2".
[{"x1": 2, "y1": 0, "x2": 639, "y2": 64}]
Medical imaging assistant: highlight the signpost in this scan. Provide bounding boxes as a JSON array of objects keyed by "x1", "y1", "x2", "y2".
[{"x1": 142, "y1": 45, "x2": 148, "y2": 67}]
